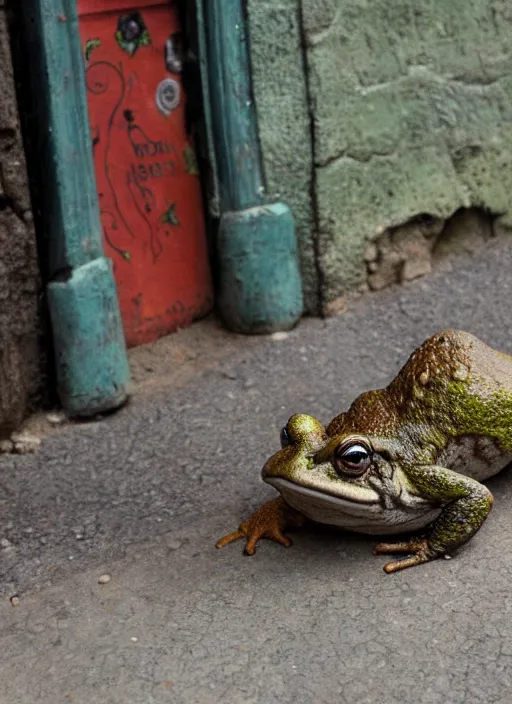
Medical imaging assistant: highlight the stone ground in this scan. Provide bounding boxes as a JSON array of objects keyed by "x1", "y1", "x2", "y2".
[{"x1": 2, "y1": 239, "x2": 512, "y2": 703}]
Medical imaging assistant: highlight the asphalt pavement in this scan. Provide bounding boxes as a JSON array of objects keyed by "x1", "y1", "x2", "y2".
[{"x1": 2, "y1": 239, "x2": 512, "y2": 703}]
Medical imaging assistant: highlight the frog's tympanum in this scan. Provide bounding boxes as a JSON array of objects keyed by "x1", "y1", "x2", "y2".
[{"x1": 216, "y1": 330, "x2": 512, "y2": 573}]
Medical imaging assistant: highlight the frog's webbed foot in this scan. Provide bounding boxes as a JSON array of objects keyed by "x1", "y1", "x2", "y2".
[
  {"x1": 216, "y1": 497, "x2": 306, "y2": 556},
  {"x1": 372, "y1": 538, "x2": 435, "y2": 574}
]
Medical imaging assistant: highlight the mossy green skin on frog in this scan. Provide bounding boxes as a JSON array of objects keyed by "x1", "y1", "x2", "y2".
[{"x1": 216, "y1": 330, "x2": 512, "y2": 573}]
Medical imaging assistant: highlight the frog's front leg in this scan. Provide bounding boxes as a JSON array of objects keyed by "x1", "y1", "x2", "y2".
[
  {"x1": 216, "y1": 497, "x2": 307, "y2": 555},
  {"x1": 373, "y1": 464, "x2": 494, "y2": 574}
]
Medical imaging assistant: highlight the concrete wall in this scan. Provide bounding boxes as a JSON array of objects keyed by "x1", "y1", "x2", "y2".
[
  {"x1": 0, "y1": 4, "x2": 43, "y2": 436},
  {"x1": 248, "y1": 0, "x2": 512, "y2": 313}
]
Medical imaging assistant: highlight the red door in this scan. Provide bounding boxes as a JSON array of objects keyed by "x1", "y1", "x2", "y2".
[{"x1": 77, "y1": 0, "x2": 213, "y2": 347}]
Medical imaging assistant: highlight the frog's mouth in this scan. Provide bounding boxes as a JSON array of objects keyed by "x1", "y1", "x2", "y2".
[
  {"x1": 264, "y1": 476, "x2": 380, "y2": 506},
  {"x1": 264, "y1": 476, "x2": 441, "y2": 535},
  {"x1": 264, "y1": 476, "x2": 385, "y2": 532}
]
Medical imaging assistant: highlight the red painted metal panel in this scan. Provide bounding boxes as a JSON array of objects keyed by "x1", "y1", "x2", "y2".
[
  {"x1": 79, "y1": 0, "x2": 167, "y2": 15},
  {"x1": 77, "y1": 0, "x2": 213, "y2": 347}
]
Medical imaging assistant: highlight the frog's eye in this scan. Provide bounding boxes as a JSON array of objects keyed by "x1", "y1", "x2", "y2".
[
  {"x1": 280, "y1": 426, "x2": 291, "y2": 448},
  {"x1": 334, "y1": 442, "x2": 372, "y2": 478}
]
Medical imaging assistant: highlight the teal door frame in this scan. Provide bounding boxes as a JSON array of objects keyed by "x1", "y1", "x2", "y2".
[
  {"x1": 20, "y1": 0, "x2": 130, "y2": 417},
  {"x1": 198, "y1": 0, "x2": 304, "y2": 333}
]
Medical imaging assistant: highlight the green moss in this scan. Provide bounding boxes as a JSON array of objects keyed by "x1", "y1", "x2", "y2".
[
  {"x1": 444, "y1": 380, "x2": 512, "y2": 451},
  {"x1": 399, "y1": 373, "x2": 512, "y2": 455}
]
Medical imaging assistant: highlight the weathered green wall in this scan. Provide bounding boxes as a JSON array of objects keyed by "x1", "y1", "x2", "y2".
[{"x1": 249, "y1": 0, "x2": 512, "y2": 312}]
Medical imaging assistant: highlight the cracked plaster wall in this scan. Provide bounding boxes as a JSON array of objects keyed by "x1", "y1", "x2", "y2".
[
  {"x1": 249, "y1": 0, "x2": 512, "y2": 313},
  {"x1": 0, "y1": 4, "x2": 43, "y2": 435}
]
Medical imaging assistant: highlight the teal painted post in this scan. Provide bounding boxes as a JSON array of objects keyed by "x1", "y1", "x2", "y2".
[
  {"x1": 21, "y1": 0, "x2": 130, "y2": 416},
  {"x1": 202, "y1": 0, "x2": 304, "y2": 334}
]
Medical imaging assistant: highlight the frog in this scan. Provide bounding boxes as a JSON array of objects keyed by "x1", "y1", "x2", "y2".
[{"x1": 216, "y1": 329, "x2": 512, "y2": 573}]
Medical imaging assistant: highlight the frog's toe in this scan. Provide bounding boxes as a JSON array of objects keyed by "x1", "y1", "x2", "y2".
[
  {"x1": 216, "y1": 526, "x2": 263, "y2": 555},
  {"x1": 373, "y1": 538, "x2": 434, "y2": 573},
  {"x1": 243, "y1": 530, "x2": 265, "y2": 556},
  {"x1": 382, "y1": 552, "x2": 431, "y2": 574},
  {"x1": 243, "y1": 524, "x2": 292, "y2": 555},
  {"x1": 215, "y1": 529, "x2": 245, "y2": 549},
  {"x1": 267, "y1": 529, "x2": 293, "y2": 548},
  {"x1": 373, "y1": 540, "x2": 418, "y2": 555}
]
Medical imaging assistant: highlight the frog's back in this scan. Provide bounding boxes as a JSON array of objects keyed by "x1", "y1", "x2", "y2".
[
  {"x1": 328, "y1": 329, "x2": 512, "y2": 463},
  {"x1": 387, "y1": 328, "x2": 512, "y2": 438},
  {"x1": 451, "y1": 330, "x2": 512, "y2": 395},
  {"x1": 392, "y1": 329, "x2": 512, "y2": 394}
]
